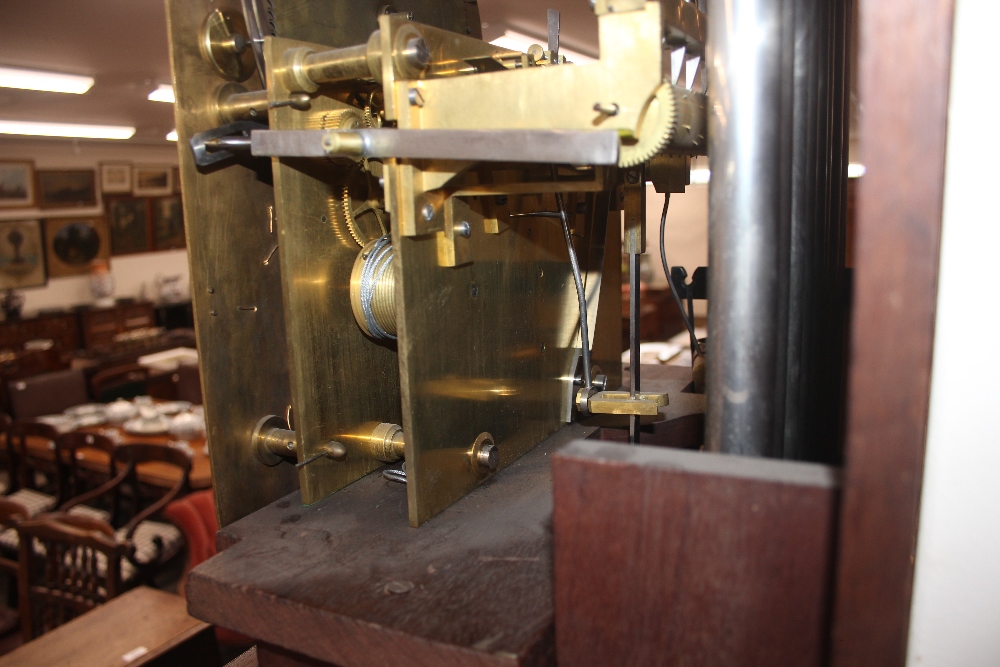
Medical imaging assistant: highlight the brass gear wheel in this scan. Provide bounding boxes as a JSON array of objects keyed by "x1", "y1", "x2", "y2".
[
  {"x1": 618, "y1": 83, "x2": 677, "y2": 168},
  {"x1": 342, "y1": 165, "x2": 388, "y2": 247},
  {"x1": 309, "y1": 106, "x2": 365, "y2": 131}
]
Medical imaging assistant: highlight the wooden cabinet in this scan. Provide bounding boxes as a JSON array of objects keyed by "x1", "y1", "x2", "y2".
[
  {"x1": 79, "y1": 302, "x2": 156, "y2": 349},
  {"x1": 0, "y1": 312, "x2": 80, "y2": 352}
]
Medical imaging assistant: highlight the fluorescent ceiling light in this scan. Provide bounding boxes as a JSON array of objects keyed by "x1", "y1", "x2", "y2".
[
  {"x1": 166, "y1": 129, "x2": 178, "y2": 142},
  {"x1": 0, "y1": 120, "x2": 135, "y2": 140},
  {"x1": 0, "y1": 66, "x2": 94, "y2": 94},
  {"x1": 848, "y1": 163, "x2": 866, "y2": 178},
  {"x1": 489, "y1": 30, "x2": 597, "y2": 64},
  {"x1": 149, "y1": 84, "x2": 175, "y2": 103}
]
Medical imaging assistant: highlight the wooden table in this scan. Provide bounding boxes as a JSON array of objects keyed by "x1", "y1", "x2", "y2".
[
  {"x1": 0, "y1": 586, "x2": 218, "y2": 667},
  {"x1": 18, "y1": 419, "x2": 212, "y2": 491}
]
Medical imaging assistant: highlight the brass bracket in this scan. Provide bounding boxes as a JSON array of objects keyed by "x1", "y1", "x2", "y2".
[
  {"x1": 579, "y1": 390, "x2": 668, "y2": 416},
  {"x1": 436, "y1": 197, "x2": 476, "y2": 267},
  {"x1": 622, "y1": 167, "x2": 646, "y2": 254}
]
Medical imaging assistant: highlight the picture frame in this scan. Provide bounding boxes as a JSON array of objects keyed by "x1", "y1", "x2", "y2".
[
  {"x1": 0, "y1": 219, "x2": 47, "y2": 288},
  {"x1": 36, "y1": 169, "x2": 98, "y2": 209},
  {"x1": 43, "y1": 217, "x2": 110, "y2": 278},
  {"x1": 0, "y1": 160, "x2": 36, "y2": 209},
  {"x1": 105, "y1": 195, "x2": 151, "y2": 255},
  {"x1": 152, "y1": 196, "x2": 186, "y2": 250},
  {"x1": 133, "y1": 165, "x2": 173, "y2": 197},
  {"x1": 100, "y1": 162, "x2": 132, "y2": 194},
  {"x1": 172, "y1": 166, "x2": 182, "y2": 194}
]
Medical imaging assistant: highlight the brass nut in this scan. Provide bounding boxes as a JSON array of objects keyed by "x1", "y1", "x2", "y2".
[{"x1": 470, "y1": 432, "x2": 499, "y2": 473}]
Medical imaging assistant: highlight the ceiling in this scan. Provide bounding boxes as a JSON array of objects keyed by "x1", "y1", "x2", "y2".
[{"x1": 0, "y1": 0, "x2": 599, "y2": 147}]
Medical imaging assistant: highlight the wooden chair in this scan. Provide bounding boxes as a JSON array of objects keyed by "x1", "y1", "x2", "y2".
[
  {"x1": 54, "y1": 432, "x2": 118, "y2": 516},
  {"x1": 174, "y1": 364, "x2": 203, "y2": 404},
  {"x1": 0, "y1": 498, "x2": 27, "y2": 578},
  {"x1": 1, "y1": 422, "x2": 60, "y2": 514},
  {"x1": 60, "y1": 443, "x2": 190, "y2": 584},
  {"x1": 90, "y1": 364, "x2": 149, "y2": 403},
  {"x1": 0, "y1": 498, "x2": 27, "y2": 640},
  {"x1": 0, "y1": 412, "x2": 12, "y2": 493},
  {"x1": 6, "y1": 369, "x2": 88, "y2": 420},
  {"x1": 16, "y1": 512, "x2": 126, "y2": 640}
]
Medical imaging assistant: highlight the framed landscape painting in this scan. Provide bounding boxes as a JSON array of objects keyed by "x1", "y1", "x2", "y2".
[
  {"x1": 0, "y1": 160, "x2": 36, "y2": 209},
  {"x1": 43, "y1": 217, "x2": 110, "y2": 278},
  {"x1": 100, "y1": 163, "x2": 132, "y2": 194},
  {"x1": 36, "y1": 169, "x2": 98, "y2": 209},
  {"x1": 152, "y1": 196, "x2": 186, "y2": 250},
  {"x1": 0, "y1": 219, "x2": 46, "y2": 288},
  {"x1": 133, "y1": 165, "x2": 173, "y2": 196},
  {"x1": 106, "y1": 196, "x2": 151, "y2": 255}
]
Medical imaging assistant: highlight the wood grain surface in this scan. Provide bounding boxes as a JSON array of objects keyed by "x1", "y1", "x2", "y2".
[
  {"x1": 830, "y1": 0, "x2": 955, "y2": 664},
  {"x1": 0, "y1": 586, "x2": 215, "y2": 667},
  {"x1": 553, "y1": 441, "x2": 839, "y2": 667},
  {"x1": 187, "y1": 424, "x2": 601, "y2": 667}
]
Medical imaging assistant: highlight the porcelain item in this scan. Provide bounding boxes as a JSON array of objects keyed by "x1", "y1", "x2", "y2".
[
  {"x1": 35, "y1": 414, "x2": 76, "y2": 434},
  {"x1": 155, "y1": 274, "x2": 187, "y2": 304},
  {"x1": 168, "y1": 411, "x2": 204, "y2": 440},
  {"x1": 74, "y1": 413, "x2": 106, "y2": 428},
  {"x1": 123, "y1": 416, "x2": 170, "y2": 435},
  {"x1": 157, "y1": 400, "x2": 192, "y2": 416},
  {"x1": 64, "y1": 403, "x2": 106, "y2": 417},
  {"x1": 104, "y1": 399, "x2": 138, "y2": 424}
]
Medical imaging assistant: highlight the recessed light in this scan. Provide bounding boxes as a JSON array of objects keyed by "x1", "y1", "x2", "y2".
[
  {"x1": 0, "y1": 66, "x2": 94, "y2": 94},
  {"x1": 489, "y1": 30, "x2": 596, "y2": 64},
  {"x1": 0, "y1": 120, "x2": 135, "y2": 140},
  {"x1": 149, "y1": 84, "x2": 175, "y2": 103},
  {"x1": 166, "y1": 129, "x2": 178, "y2": 141}
]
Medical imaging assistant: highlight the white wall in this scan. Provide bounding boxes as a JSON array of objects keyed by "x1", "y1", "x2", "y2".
[
  {"x1": 907, "y1": 1, "x2": 1000, "y2": 664},
  {"x1": 0, "y1": 137, "x2": 189, "y2": 313}
]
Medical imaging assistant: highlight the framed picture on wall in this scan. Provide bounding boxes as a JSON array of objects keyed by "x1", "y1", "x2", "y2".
[
  {"x1": 36, "y1": 169, "x2": 98, "y2": 209},
  {"x1": 43, "y1": 217, "x2": 110, "y2": 278},
  {"x1": 0, "y1": 160, "x2": 36, "y2": 209},
  {"x1": 100, "y1": 163, "x2": 132, "y2": 194},
  {"x1": 172, "y1": 166, "x2": 181, "y2": 194},
  {"x1": 133, "y1": 165, "x2": 172, "y2": 196},
  {"x1": 106, "y1": 196, "x2": 151, "y2": 255},
  {"x1": 152, "y1": 196, "x2": 186, "y2": 250},
  {"x1": 0, "y1": 219, "x2": 46, "y2": 289}
]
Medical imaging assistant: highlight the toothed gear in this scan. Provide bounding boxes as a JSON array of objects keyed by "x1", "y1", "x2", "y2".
[
  {"x1": 309, "y1": 107, "x2": 365, "y2": 131},
  {"x1": 342, "y1": 165, "x2": 388, "y2": 247},
  {"x1": 618, "y1": 83, "x2": 676, "y2": 168}
]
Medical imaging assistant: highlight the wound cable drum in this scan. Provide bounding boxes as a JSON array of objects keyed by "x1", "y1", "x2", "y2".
[{"x1": 349, "y1": 235, "x2": 396, "y2": 339}]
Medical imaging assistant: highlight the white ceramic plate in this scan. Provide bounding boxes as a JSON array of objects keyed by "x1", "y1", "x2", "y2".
[
  {"x1": 122, "y1": 418, "x2": 170, "y2": 436},
  {"x1": 35, "y1": 414, "x2": 77, "y2": 434},
  {"x1": 157, "y1": 401, "x2": 192, "y2": 416},
  {"x1": 74, "y1": 413, "x2": 106, "y2": 428},
  {"x1": 64, "y1": 404, "x2": 106, "y2": 417}
]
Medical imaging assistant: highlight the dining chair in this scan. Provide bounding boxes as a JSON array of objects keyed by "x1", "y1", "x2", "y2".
[
  {"x1": 0, "y1": 498, "x2": 27, "y2": 640},
  {"x1": 0, "y1": 412, "x2": 11, "y2": 494},
  {"x1": 174, "y1": 364, "x2": 203, "y2": 404},
  {"x1": 6, "y1": 369, "x2": 88, "y2": 420},
  {"x1": 60, "y1": 443, "x2": 189, "y2": 584},
  {"x1": 90, "y1": 364, "x2": 150, "y2": 403},
  {"x1": 0, "y1": 498, "x2": 27, "y2": 579},
  {"x1": 54, "y1": 432, "x2": 118, "y2": 514},
  {"x1": 1, "y1": 422, "x2": 60, "y2": 514},
  {"x1": 15, "y1": 512, "x2": 127, "y2": 641}
]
